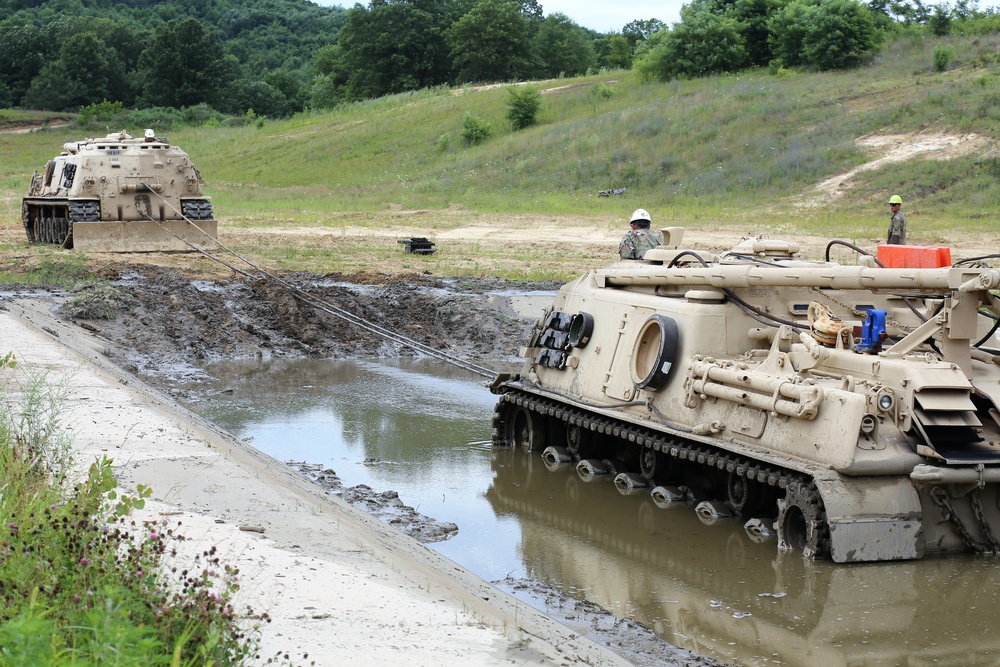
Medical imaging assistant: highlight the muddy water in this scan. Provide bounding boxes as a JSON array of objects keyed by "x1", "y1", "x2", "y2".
[{"x1": 165, "y1": 358, "x2": 1000, "y2": 667}]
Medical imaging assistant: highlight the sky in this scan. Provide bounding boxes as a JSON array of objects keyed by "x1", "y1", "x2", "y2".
[
  {"x1": 312, "y1": 1, "x2": 999, "y2": 34},
  {"x1": 533, "y1": 0, "x2": 683, "y2": 31},
  {"x1": 313, "y1": 1, "x2": 684, "y2": 33}
]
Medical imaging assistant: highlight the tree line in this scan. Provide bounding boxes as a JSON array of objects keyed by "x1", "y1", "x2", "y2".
[{"x1": 0, "y1": 0, "x2": 995, "y2": 119}]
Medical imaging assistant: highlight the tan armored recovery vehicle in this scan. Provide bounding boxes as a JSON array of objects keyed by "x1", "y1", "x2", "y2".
[
  {"x1": 491, "y1": 229, "x2": 1000, "y2": 562},
  {"x1": 22, "y1": 130, "x2": 217, "y2": 252}
]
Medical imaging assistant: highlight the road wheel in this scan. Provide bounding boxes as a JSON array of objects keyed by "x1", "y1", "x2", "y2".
[{"x1": 727, "y1": 470, "x2": 766, "y2": 516}]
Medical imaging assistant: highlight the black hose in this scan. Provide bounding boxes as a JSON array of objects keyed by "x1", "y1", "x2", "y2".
[{"x1": 824, "y1": 239, "x2": 886, "y2": 268}]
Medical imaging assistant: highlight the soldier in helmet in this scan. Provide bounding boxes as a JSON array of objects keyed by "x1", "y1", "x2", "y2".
[
  {"x1": 144, "y1": 129, "x2": 156, "y2": 142},
  {"x1": 887, "y1": 195, "x2": 906, "y2": 245},
  {"x1": 619, "y1": 208, "x2": 664, "y2": 259}
]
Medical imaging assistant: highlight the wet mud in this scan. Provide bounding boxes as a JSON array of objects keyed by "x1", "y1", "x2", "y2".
[
  {"x1": 288, "y1": 462, "x2": 460, "y2": 543},
  {"x1": 57, "y1": 265, "x2": 555, "y2": 378}
]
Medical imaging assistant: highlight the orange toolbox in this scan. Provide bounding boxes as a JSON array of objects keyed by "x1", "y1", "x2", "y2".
[{"x1": 877, "y1": 245, "x2": 952, "y2": 268}]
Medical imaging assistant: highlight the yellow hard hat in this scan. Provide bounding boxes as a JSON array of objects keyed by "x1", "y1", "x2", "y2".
[{"x1": 888, "y1": 195, "x2": 902, "y2": 205}]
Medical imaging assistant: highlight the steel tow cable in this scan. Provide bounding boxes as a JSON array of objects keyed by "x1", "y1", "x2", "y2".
[{"x1": 139, "y1": 187, "x2": 498, "y2": 379}]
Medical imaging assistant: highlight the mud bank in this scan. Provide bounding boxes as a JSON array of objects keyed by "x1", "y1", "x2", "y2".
[{"x1": 64, "y1": 266, "x2": 558, "y2": 381}]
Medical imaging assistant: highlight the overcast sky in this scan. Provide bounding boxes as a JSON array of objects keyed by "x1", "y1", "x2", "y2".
[
  {"x1": 534, "y1": 0, "x2": 682, "y2": 31},
  {"x1": 313, "y1": 1, "x2": 999, "y2": 34},
  {"x1": 313, "y1": 1, "x2": 682, "y2": 33}
]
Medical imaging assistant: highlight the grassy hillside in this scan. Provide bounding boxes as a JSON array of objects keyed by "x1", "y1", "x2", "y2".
[{"x1": 1, "y1": 31, "x2": 997, "y2": 278}]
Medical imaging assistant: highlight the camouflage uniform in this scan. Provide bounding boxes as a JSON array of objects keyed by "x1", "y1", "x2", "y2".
[
  {"x1": 619, "y1": 228, "x2": 664, "y2": 260},
  {"x1": 887, "y1": 210, "x2": 907, "y2": 245}
]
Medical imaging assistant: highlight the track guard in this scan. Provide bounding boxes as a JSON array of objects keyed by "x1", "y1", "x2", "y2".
[{"x1": 814, "y1": 476, "x2": 922, "y2": 562}]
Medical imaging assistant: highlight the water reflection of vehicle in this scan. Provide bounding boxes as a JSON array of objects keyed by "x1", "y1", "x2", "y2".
[{"x1": 488, "y1": 447, "x2": 1000, "y2": 667}]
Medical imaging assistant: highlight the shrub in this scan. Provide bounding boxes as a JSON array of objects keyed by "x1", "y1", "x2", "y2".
[
  {"x1": 0, "y1": 362, "x2": 258, "y2": 666},
  {"x1": 589, "y1": 83, "x2": 616, "y2": 102},
  {"x1": 77, "y1": 100, "x2": 124, "y2": 125},
  {"x1": 460, "y1": 111, "x2": 492, "y2": 146},
  {"x1": 506, "y1": 87, "x2": 542, "y2": 130},
  {"x1": 933, "y1": 44, "x2": 956, "y2": 71}
]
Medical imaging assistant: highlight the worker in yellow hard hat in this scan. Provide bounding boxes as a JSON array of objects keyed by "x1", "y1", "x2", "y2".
[{"x1": 887, "y1": 195, "x2": 906, "y2": 245}]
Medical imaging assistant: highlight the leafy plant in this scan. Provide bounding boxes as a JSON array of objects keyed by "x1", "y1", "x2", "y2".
[
  {"x1": 933, "y1": 44, "x2": 956, "y2": 71},
  {"x1": 0, "y1": 362, "x2": 259, "y2": 666},
  {"x1": 460, "y1": 111, "x2": 492, "y2": 146},
  {"x1": 506, "y1": 87, "x2": 542, "y2": 130}
]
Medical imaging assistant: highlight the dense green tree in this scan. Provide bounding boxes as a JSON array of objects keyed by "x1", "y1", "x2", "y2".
[
  {"x1": 22, "y1": 32, "x2": 126, "y2": 111},
  {"x1": 683, "y1": 0, "x2": 782, "y2": 67},
  {"x1": 222, "y1": 78, "x2": 289, "y2": 117},
  {"x1": 655, "y1": 9, "x2": 748, "y2": 79},
  {"x1": 768, "y1": 1, "x2": 811, "y2": 65},
  {"x1": 307, "y1": 73, "x2": 343, "y2": 110},
  {"x1": 593, "y1": 33, "x2": 634, "y2": 69},
  {"x1": 771, "y1": 0, "x2": 879, "y2": 70},
  {"x1": 336, "y1": 0, "x2": 454, "y2": 100},
  {"x1": 532, "y1": 13, "x2": 595, "y2": 78},
  {"x1": 518, "y1": 0, "x2": 543, "y2": 20},
  {"x1": 0, "y1": 19, "x2": 50, "y2": 106},
  {"x1": 136, "y1": 18, "x2": 237, "y2": 108},
  {"x1": 928, "y1": 3, "x2": 952, "y2": 34},
  {"x1": 622, "y1": 18, "x2": 666, "y2": 46},
  {"x1": 447, "y1": 0, "x2": 536, "y2": 82},
  {"x1": 265, "y1": 69, "x2": 304, "y2": 112},
  {"x1": 801, "y1": 0, "x2": 879, "y2": 68}
]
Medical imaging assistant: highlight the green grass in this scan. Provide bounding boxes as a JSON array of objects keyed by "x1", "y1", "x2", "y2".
[
  {"x1": 0, "y1": 251, "x2": 97, "y2": 287},
  {"x1": 0, "y1": 30, "x2": 997, "y2": 280},
  {"x1": 0, "y1": 361, "x2": 258, "y2": 666}
]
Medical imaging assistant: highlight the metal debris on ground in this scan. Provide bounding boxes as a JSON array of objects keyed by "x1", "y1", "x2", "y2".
[
  {"x1": 398, "y1": 237, "x2": 437, "y2": 254},
  {"x1": 597, "y1": 187, "x2": 627, "y2": 197}
]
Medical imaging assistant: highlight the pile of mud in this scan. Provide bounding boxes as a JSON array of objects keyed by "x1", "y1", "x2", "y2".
[{"x1": 57, "y1": 266, "x2": 556, "y2": 380}]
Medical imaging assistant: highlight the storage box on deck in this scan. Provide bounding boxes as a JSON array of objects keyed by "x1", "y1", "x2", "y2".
[{"x1": 877, "y1": 245, "x2": 952, "y2": 268}]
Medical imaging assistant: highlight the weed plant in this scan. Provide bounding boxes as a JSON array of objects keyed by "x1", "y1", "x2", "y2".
[{"x1": 0, "y1": 361, "x2": 259, "y2": 666}]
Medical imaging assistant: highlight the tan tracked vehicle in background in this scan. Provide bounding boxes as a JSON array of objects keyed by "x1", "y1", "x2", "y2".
[
  {"x1": 22, "y1": 130, "x2": 217, "y2": 252},
  {"x1": 490, "y1": 228, "x2": 1000, "y2": 562}
]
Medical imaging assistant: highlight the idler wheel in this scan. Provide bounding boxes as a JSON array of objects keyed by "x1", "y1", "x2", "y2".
[
  {"x1": 510, "y1": 406, "x2": 546, "y2": 452},
  {"x1": 777, "y1": 482, "x2": 830, "y2": 559}
]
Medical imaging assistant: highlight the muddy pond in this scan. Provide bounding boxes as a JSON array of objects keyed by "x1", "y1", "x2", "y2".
[{"x1": 158, "y1": 357, "x2": 1000, "y2": 667}]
